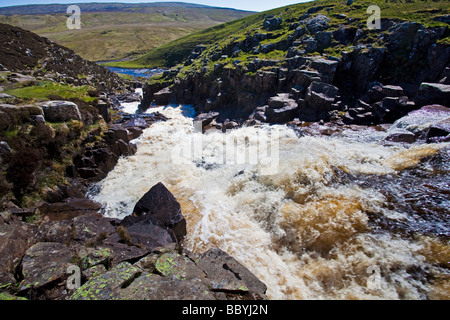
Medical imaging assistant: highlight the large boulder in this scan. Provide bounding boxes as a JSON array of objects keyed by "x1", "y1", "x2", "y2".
[
  {"x1": 315, "y1": 31, "x2": 332, "y2": 49},
  {"x1": 154, "y1": 87, "x2": 173, "y2": 106},
  {"x1": 310, "y1": 58, "x2": 339, "y2": 84},
  {"x1": 18, "y1": 242, "x2": 76, "y2": 299},
  {"x1": 305, "y1": 81, "x2": 338, "y2": 111},
  {"x1": 194, "y1": 112, "x2": 219, "y2": 132},
  {"x1": 415, "y1": 83, "x2": 450, "y2": 107},
  {"x1": 263, "y1": 16, "x2": 282, "y2": 31},
  {"x1": 41, "y1": 101, "x2": 82, "y2": 122},
  {"x1": 302, "y1": 36, "x2": 318, "y2": 53},
  {"x1": 332, "y1": 27, "x2": 357, "y2": 45},
  {"x1": 113, "y1": 216, "x2": 176, "y2": 252},
  {"x1": 196, "y1": 248, "x2": 267, "y2": 296},
  {"x1": 305, "y1": 14, "x2": 330, "y2": 34},
  {"x1": 388, "y1": 105, "x2": 450, "y2": 142},
  {"x1": 265, "y1": 93, "x2": 299, "y2": 123},
  {"x1": 127, "y1": 182, "x2": 186, "y2": 242}
]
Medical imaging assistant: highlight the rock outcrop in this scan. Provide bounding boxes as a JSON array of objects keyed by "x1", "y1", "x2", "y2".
[
  {"x1": 0, "y1": 183, "x2": 267, "y2": 300},
  {"x1": 0, "y1": 23, "x2": 125, "y2": 91},
  {"x1": 41, "y1": 101, "x2": 82, "y2": 122},
  {"x1": 141, "y1": 14, "x2": 449, "y2": 127},
  {"x1": 70, "y1": 248, "x2": 267, "y2": 300}
]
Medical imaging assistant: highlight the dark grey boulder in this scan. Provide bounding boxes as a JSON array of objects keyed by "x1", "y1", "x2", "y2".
[
  {"x1": 305, "y1": 81, "x2": 338, "y2": 111},
  {"x1": 305, "y1": 14, "x2": 330, "y2": 34},
  {"x1": 263, "y1": 16, "x2": 282, "y2": 31},
  {"x1": 154, "y1": 87, "x2": 173, "y2": 106},
  {"x1": 302, "y1": 36, "x2": 318, "y2": 53},
  {"x1": 18, "y1": 242, "x2": 76, "y2": 298},
  {"x1": 310, "y1": 58, "x2": 339, "y2": 84},
  {"x1": 196, "y1": 248, "x2": 267, "y2": 296},
  {"x1": 116, "y1": 215, "x2": 176, "y2": 251},
  {"x1": 128, "y1": 182, "x2": 186, "y2": 242},
  {"x1": 415, "y1": 83, "x2": 450, "y2": 107}
]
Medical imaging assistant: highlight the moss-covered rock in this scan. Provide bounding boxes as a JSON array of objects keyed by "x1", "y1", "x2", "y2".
[
  {"x1": 155, "y1": 252, "x2": 206, "y2": 281},
  {"x1": 18, "y1": 242, "x2": 77, "y2": 299},
  {"x1": 0, "y1": 291, "x2": 27, "y2": 300},
  {"x1": 70, "y1": 262, "x2": 141, "y2": 300}
]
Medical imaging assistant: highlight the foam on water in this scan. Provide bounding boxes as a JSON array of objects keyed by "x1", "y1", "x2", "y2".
[{"x1": 91, "y1": 105, "x2": 450, "y2": 300}]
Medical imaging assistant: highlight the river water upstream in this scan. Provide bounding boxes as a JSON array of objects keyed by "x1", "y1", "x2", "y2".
[{"x1": 90, "y1": 105, "x2": 450, "y2": 299}]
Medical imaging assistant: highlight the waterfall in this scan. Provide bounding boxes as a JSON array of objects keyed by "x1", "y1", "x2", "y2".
[{"x1": 91, "y1": 105, "x2": 450, "y2": 300}]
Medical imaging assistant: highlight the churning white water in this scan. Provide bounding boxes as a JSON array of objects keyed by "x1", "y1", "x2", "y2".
[
  {"x1": 120, "y1": 88, "x2": 143, "y2": 114},
  {"x1": 91, "y1": 105, "x2": 450, "y2": 300}
]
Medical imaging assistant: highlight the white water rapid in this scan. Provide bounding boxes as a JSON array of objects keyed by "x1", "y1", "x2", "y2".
[
  {"x1": 120, "y1": 88, "x2": 143, "y2": 114},
  {"x1": 91, "y1": 105, "x2": 450, "y2": 300}
]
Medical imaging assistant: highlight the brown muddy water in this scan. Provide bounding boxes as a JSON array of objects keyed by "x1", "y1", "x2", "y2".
[{"x1": 91, "y1": 105, "x2": 450, "y2": 300}]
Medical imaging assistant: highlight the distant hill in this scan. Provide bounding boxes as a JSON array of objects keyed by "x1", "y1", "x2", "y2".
[
  {"x1": 119, "y1": 0, "x2": 450, "y2": 69},
  {"x1": 0, "y1": 2, "x2": 223, "y2": 15},
  {"x1": 0, "y1": 2, "x2": 255, "y2": 62}
]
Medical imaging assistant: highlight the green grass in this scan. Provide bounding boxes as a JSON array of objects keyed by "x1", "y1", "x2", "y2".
[
  {"x1": 123, "y1": 0, "x2": 449, "y2": 69},
  {"x1": 5, "y1": 81, "x2": 97, "y2": 103},
  {"x1": 115, "y1": 12, "x2": 270, "y2": 68},
  {"x1": 0, "y1": 6, "x2": 254, "y2": 62}
]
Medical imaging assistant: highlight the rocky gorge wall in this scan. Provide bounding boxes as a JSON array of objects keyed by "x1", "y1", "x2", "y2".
[{"x1": 142, "y1": 17, "x2": 450, "y2": 127}]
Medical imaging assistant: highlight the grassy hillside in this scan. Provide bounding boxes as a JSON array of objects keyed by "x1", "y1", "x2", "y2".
[
  {"x1": 0, "y1": 3, "x2": 254, "y2": 62},
  {"x1": 121, "y1": 0, "x2": 449, "y2": 69}
]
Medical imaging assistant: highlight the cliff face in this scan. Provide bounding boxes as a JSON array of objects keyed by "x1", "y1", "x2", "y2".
[{"x1": 141, "y1": 2, "x2": 450, "y2": 126}]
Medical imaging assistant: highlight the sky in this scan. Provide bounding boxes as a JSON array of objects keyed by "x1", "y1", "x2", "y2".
[{"x1": 0, "y1": 0, "x2": 312, "y2": 12}]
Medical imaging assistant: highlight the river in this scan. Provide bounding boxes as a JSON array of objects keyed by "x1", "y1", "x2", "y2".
[
  {"x1": 90, "y1": 105, "x2": 450, "y2": 300},
  {"x1": 107, "y1": 67, "x2": 165, "y2": 79}
]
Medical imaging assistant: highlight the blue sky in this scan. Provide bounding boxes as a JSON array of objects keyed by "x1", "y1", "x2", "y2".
[{"x1": 0, "y1": 0, "x2": 312, "y2": 12}]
